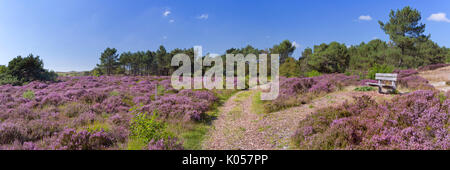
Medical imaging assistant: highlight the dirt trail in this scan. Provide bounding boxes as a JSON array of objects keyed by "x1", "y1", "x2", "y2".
[
  {"x1": 419, "y1": 66, "x2": 450, "y2": 92},
  {"x1": 203, "y1": 88, "x2": 387, "y2": 150}
]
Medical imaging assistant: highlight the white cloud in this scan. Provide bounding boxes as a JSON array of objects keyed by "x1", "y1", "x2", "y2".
[
  {"x1": 197, "y1": 14, "x2": 209, "y2": 20},
  {"x1": 292, "y1": 41, "x2": 300, "y2": 48},
  {"x1": 169, "y1": 19, "x2": 175, "y2": 23},
  {"x1": 427, "y1": 13, "x2": 450, "y2": 23},
  {"x1": 163, "y1": 10, "x2": 171, "y2": 17},
  {"x1": 358, "y1": 15, "x2": 372, "y2": 21}
]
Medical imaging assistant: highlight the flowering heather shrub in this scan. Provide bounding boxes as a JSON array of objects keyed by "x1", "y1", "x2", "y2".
[
  {"x1": 0, "y1": 76, "x2": 211, "y2": 150},
  {"x1": 394, "y1": 69, "x2": 432, "y2": 90},
  {"x1": 0, "y1": 122, "x2": 28, "y2": 144},
  {"x1": 294, "y1": 91, "x2": 449, "y2": 150},
  {"x1": 143, "y1": 90, "x2": 218, "y2": 121},
  {"x1": 147, "y1": 137, "x2": 184, "y2": 150},
  {"x1": 265, "y1": 74, "x2": 358, "y2": 112},
  {"x1": 418, "y1": 63, "x2": 450, "y2": 71},
  {"x1": 54, "y1": 128, "x2": 115, "y2": 150}
]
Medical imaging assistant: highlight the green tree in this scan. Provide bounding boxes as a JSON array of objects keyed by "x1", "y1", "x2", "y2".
[
  {"x1": 155, "y1": 45, "x2": 171, "y2": 75},
  {"x1": 307, "y1": 42, "x2": 349, "y2": 73},
  {"x1": 98, "y1": 48, "x2": 119, "y2": 75},
  {"x1": 280, "y1": 57, "x2": 300, "y2": 77},
  {"x1": 271, "y1": 40, "x2": 296, "y2": 64},
  {"x1": 379, "y1": 6, "x2": 429, "y2": 66},
  {"x1": 416, "y1": 40, "x2": 447, "y2": 66}
]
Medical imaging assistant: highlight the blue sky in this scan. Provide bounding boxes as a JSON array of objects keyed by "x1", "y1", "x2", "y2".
[{"x1": 0, "y1": 0, "x2": 449, "y2": 72}]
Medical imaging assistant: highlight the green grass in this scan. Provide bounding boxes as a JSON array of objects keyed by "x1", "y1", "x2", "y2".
[
  {"x1": 127, "y1": 137, "x2": 147, "y2": 150},
  {"x1": 171, "y1": 89, "x2": 238, "y2": 150},
  {"x1": 354, "y1": 86, "x2": 377, "y2": 92},
  {"x1": 23, "y1": 90, "x2": 35, "y2": 100},
  {"x1": 85, "y1": 121, "x2": 111, "y2": 132},
  {"x1": 109, "y1": 90, "x2": 120, "y2": 97},
  {"x1": 251, "y1": 91, "x2": 266, "y2": 115},
  {"x1": 234, "y1": 91, "x2": 252, "y2": 102}
]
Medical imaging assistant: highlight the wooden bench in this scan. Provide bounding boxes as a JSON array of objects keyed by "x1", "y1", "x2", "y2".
[{"x1": 367, "y1": 73, "x2": 398, "y2": 94}]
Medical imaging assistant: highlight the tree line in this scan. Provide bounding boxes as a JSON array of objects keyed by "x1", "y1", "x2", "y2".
[
  {"x1": 283, "y1": 6, "x2": 450, "y2": 78},
  {"x1": 1, "y1": 6, "x2": 449, "y2": 86},
  {"x1": 0, "y1": 54, "x2": 57, "y2": 85},
  {"x1": 95, "y1": 6, "x2": 449, "y2": 79}
]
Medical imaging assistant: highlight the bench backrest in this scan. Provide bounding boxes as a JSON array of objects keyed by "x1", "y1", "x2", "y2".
[{"x1": 375, "y1": 73, "x2": 398, "y2": 81}]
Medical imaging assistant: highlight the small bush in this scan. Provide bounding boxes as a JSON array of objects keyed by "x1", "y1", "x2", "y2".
[
  {"x1": 367, "y1": 64, "x2": 394, "y2": 79},
  {"x1": 23, "y1": 90, "x2": 35, "y2": 100},
  {"x1": 446, "y1": 81, "x2": 450, "y2": 86},
  {"x1": 129, "y1": 107, "x2": 173, "y2": 144},
  {"x1": 354, "y1": 86, "x2": 376, "y2": 92},
  {"x1": 109, "y1": 91, "x2": 120, "y2": 97},
  {"x1": 54, "y1": 128, "x2": 115, "y2": 150},
  {"x1": 0, "y1": 73, "x2": 20, "y2": 85},
  {"x1": 306, "y1": 70, "x2": 322, "y2": 77}
]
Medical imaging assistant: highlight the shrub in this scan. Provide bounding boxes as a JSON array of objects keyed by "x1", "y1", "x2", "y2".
[
  {"x1": 306, "y1": 70, "x2": 322, "y2": 77},
  {"x1": 129, "y1": 107, "x2": 173, "y2": 144},
  {"x1": 294, "y1": 91, "x2": 449, "y2": 150},
  {"x1": 367, "y1": 64, "x2": 394, "y2": 79},
  {"x1": 264, "y1": 74, "x2": 358, "y2": 112},
  {"x1": 418, "y1": 63, "x2": 450, "y2": 71},
  {"x1": 7, "y1": 54, "x2": 57, "y2": 84},
  {"x1": 147, "y1": 137, "x2": 184, "y2": 150},
  {"x1": 0, "y1": 122, "x2": 28, "y2": 144},
  {"x1": 354, "y1": 86, "x2": 376, "y2": 92},
  {"x1": 0, "y1": 73, "x2": 20, "y2": 85},
  {"x1": 22, "y1": 90, "x2": 35, "y2": 100},
  {"x1": 62, "y1": 102, "x2": 89, "y2": 118},
  {"x1": 54, "y1": 128, "x2": 115, "y2": 150}
]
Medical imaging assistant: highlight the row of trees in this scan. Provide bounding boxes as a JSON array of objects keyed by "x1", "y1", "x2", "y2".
[
  {"x1": 94, "y1": 6, "x2": 449, "y2": 78},
  {"x1": 0, "y1": 54, "x2": 57, "y2": 85},
  {"x1": 94, "y1": 40, "x2": 296, "y2": 76},
  {"x1": 94, "y1": 46, "x2": 194, "y2": 76},
  {"x1": 281, "y1": 6, "x2": 450, "y2": 77}
]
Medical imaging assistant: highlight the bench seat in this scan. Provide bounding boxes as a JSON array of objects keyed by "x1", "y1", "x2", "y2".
[
  {"x1": 367, "y1": 83, "x2": 396, "y2": 89},
  {"x1": 367, "y1": 73, "x2": 398, "y2": 94}
]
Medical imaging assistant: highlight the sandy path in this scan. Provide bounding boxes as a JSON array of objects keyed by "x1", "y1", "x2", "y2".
[
  {"x1": 203, "y1": 88, "x2": 386, "y2": 150},
  {"x1": 419, "y1": 66, "x2": 450, "y2": 92}
]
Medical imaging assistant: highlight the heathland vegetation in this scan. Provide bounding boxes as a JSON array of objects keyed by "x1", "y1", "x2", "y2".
[{"x1": 0, "y1": 6, "x2": 448, "y2": 150}]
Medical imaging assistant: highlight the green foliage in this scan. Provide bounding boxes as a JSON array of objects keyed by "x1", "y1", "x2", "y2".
[
  {"x1": 109, "y1": 91, "x2": 120, "y2": 97},
  {"x1": 98, "y1": 48, "x2": 119, "y2": 75},
  {"x1": 129, "y1": 106, "x2": 173, "y2": 144},
  {"x1": 0, "y1": 65, "x2": 6, "y2": 74},
  {"x1": 0, "y1": 73, "x2": 20, "y2": 85},
  {"x1": 270, "y1": 40, "x2": 296, "y2": 64},
  {"x1": 157, "y1": 85, "x2": 166, "y2": 96},
  {"x1": 86, "y1": 122, "x2": 111, "y2": 133},
  {"x1": 6, "y1": 54, "x2": 57, "y2": 84},
  {"x1": 306, "y1": 70, "x2": 322, "y2": 77},
  {"x1": 91, "y1": 67, "x2": 103, "y2": 77},
  {"x1": 354, "y1": 86, "x2": 377, "y2": 92},
  {"x1": 307, "y1": 42, "x2": 349, "y2": 73},
  {"x1": 280, "y1": 57, "x2": 300, "y2": 77},
  {"x1": 22, "y1": 90, "x2": 35, "y2": 100},
  {"x1": 367, "y1": 64, "x2": 394, "y2": 79}
]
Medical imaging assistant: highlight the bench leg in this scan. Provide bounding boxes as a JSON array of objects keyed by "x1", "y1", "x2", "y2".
[{"x1": 378, "y1": 86, "x2": 383, "y2": 94}]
